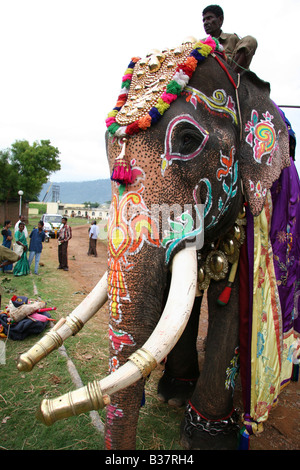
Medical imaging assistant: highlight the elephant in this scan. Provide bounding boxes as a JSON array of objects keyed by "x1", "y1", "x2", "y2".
[{"x1": 17, "y1": 37, "x2": 300, "y2": 450}]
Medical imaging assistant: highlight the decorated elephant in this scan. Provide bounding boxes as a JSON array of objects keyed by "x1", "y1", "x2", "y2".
[{"x1": 17, "y1": 37, "x2": 300, "y2": 450}]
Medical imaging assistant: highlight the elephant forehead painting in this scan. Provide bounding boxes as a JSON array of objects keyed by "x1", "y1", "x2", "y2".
[{"x1": 18, "y1": 36, "x2": 300, "y2": 451}]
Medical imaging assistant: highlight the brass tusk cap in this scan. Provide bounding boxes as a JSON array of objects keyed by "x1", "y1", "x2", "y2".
[
  {"x1": 36, "y1": 381, "x2": 110, "y2": 426},
  {"x1": 128, "y1": 348, "x2": 157, "y2": 378},
  {"x1": 17, "y1": 330, "x2": 64, "y2": 372}
]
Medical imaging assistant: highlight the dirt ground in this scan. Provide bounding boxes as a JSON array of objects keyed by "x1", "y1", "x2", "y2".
[{"x1": 44, "y1": 224, "x2": 299, "y2": 451}]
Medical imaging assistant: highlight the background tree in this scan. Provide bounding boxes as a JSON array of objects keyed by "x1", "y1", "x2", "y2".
[
  {"x1": 83, "y1": 201, "x2": 100, "y2": 208},
  {"x1": 0, "y1": 139, "x2": 61, "y2": 203}
]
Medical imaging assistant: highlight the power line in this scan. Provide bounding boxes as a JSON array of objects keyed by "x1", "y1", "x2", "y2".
[{"x1": 278, "y1": 105, "x2": 300, "y2": 109}]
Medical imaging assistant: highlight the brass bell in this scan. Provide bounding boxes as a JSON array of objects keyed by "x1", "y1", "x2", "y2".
[
  {"x1": 205, "y1": 250, "x2": 228, "y2": 281},
  {"x1": 209, "y1": 253, "x2": 225, "y2": 274},
  {"x1": 238, "y1": 205, "x2": 246, "y2": 219},
  {"x1": 221, "y1": 237, "x2": 235, "y2": 256},
  {"x1": 198, "y1": 267, "x2": 205, "y2": 283},
  {"x1": 234, "y1": 224, "x2": 241, "y2": 241}
]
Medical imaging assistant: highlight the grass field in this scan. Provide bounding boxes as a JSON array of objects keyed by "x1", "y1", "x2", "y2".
[{"x1": 0, "y1": 216, "x2": 184, "y2": 451}]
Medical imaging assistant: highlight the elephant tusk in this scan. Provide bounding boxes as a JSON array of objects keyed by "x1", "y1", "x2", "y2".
[
  {"x1": 17, "y1": 271, "x2": 108, "y2": 372},
  {"x1": 140, "y1": 246, "x2": 198, "y2": 364},
  {"x1": 36, "y1": 247, "x2": 197, "y2": 426}
]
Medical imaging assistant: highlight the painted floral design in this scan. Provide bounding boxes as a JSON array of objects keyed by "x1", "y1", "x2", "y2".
[
  {"x1": 225, "y1": 348, "x2": 239, "y2": 394},
  {"x1": 245, "y1": 110, "x2": 279, "y2": 165}
]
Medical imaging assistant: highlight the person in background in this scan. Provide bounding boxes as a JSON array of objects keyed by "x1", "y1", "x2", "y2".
[
  {"x1": 13, "y1": 222, "x2": 30, "y2": 276},
  {"x1": 202, "y1": 4, "x2": 257, "y2": 72},
  {"x1": 88, "y1": 221, "x2": 100, "y2": 257},
  {"x1": 1, "y1": 220, "x2": 13, "y2": 273},
  {"x1": 28, "y1": 221, "x2": 46, "y2": 275},
  {"x1": 15, "y1": 215, "x2": 28, "y2": 239},
  {"x1": 57, "y1": 217, "x2": 72, "y2": 271}
]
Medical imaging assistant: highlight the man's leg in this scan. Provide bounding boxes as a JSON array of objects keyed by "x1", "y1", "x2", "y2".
[
  {"x1": 28, "y1": 251, "x2": 35, "y2": 268},
  {"x1": 34, "y1": 252, "x2": 41, "y2": 274},
  {"x1": 62, "y1": 242, "x2": 68, "y2": 270},
  {"x1": 58, "y1": 244, "x2": 62, "y2": 268}
]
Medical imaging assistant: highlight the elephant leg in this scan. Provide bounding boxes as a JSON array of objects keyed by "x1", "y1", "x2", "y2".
[
  {"x1": 180, "y1": 275, "x2": 240, "y2": 450},
  {"x1": 157, "y1": 296, "x2": 201, "y2": 407}
]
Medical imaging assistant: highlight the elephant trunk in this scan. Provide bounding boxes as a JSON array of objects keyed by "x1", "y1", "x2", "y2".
[{"x1": 36, "y1": 247, "x2": 197, "y2": 442}]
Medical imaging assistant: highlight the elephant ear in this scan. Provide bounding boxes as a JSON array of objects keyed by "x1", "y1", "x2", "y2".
[{"x1": 239, "y1": 71, "x2": 290, "y2": 216}]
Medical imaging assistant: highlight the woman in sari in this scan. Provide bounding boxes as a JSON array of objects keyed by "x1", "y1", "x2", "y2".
[
  {"x1": 13, "y1": 222, "x2": 30, "y2": 276},
  {"x1": 1, "y1": 220, "x2": 13, "y2": 272}
]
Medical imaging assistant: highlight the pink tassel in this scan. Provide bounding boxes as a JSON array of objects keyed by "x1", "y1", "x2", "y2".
[
  {"x1": 29, "y1": 313, "x2": 54, "y2": 322},
  {"x1": 36, "y1": 307, "x2": 57, "y2": 313},
  {"x1": 111, "y1": 138, "x2": 133, "y2": 185}
]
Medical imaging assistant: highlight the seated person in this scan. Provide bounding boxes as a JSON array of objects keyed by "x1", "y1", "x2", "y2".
[
  {"x1": 0, "y1": 245, "x2": 20, "y2": 269},
  {"x1": 202, "y1": 4, "x2": 257, "y2": 72}
]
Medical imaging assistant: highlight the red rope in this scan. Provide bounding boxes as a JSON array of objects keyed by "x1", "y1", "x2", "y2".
[
  {"x1": 212, "y1": 54, "x2": 237, "y2": 90},
  {"x1": 188, "y1": 400, "x2": 235, "y2": 421}
]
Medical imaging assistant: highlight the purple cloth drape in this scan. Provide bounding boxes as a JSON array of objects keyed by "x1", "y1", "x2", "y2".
[{"x1": 270, "y1": 157, "x2": 300, "y2": 338}]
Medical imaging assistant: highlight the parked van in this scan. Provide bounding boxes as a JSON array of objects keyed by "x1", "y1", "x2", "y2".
[{"x1": 41, "y1": 214, "x2": 62, "y2": 239}]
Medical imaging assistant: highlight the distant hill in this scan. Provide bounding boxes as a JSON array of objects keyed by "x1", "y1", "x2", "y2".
[{"x1": 39, "y1": 179, "x2": 112, "y2": 204}]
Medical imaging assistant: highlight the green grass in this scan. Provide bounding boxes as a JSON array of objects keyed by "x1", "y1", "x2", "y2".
[
  {"x1": 0, "y1": 237, "x2": 106, "y2": 450},
  {"x1": 0, "y1": 218, "x2": 185, "y2": 451}
]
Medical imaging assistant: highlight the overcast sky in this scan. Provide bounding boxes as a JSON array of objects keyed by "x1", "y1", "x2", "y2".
[{"x1": 1, "y1": 0, "x2": 299, "y2": 184}]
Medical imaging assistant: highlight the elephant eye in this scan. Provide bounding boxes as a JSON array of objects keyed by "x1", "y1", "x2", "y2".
[
  {"x1": 177, "y1": 128, "x2": 206, "y2": 156},
  {"x1": 161, "y1": 115, "x2": 209, "y2": 175}
]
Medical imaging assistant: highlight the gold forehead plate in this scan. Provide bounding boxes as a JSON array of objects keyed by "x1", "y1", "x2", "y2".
[{"x1": 116, "y1": 41, "x2": 196, "y2": 126}]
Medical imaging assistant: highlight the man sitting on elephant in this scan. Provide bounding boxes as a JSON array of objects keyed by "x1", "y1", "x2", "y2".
[{"x1": 202, "y1": 4, "x2": 258, "y2": 72}]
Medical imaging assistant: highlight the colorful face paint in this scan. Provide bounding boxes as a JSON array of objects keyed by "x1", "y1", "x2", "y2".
[
  {"x1": 109, "y1": 356, "x2": 120, "y2": 373},
  {"x1": 184, "y1": 87, "x2": 237, "y2": 124},
  {"x1": 109, "y1": 325, "x2": 135, "y2": 352},
  {"x1": 105, "y1": 404, "x2": 124, "y2": 450},
  {"x1": 162, "y1": 204, "x2": 204, "y2": 264},
  {"x1": 245, "y1": 110, "x2": 280, "y2": 165},
  {"x1": 108, "y1": 169, "x2": 160, "y2": 324},
  {"x1": 249, "y1": 179, "x2": 267, "y2": 199},
  {"x1": 161, "y1": 114, "x2": 209, "y2": 176},
  {"x1": 204, "y1": 147, "x2": 238, "y2": 229}
]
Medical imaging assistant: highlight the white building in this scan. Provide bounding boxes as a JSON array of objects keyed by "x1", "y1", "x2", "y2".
[{"x1": 46, "y1": 202, "x2": 110, "y2": 220}]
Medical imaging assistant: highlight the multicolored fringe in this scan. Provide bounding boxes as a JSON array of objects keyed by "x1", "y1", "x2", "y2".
[
  {"x1": 106, "y1": 36, "x2": 221, "y2": 137},
  {"x1": 237, "y1": 427, "x2": 250, "y2": 450}
]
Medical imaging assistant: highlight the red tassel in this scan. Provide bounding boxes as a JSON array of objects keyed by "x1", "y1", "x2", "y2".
[
  {"x1": 111, "y1": 158, "x2": 133, "y2": 184},
  {"x1": 111, "y1": 138, "x2": 133, "y2": 185},
  {"x1": 217, "y1": 285, "x2": 232, "y2": 306},
  {"x1": 217, "y1": 260, "x2": 238, "y2": 306}
]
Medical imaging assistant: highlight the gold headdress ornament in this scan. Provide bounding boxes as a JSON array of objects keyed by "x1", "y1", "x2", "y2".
[{"x1": 105, "y1": 36, "x2": 224, "y2": 184}]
